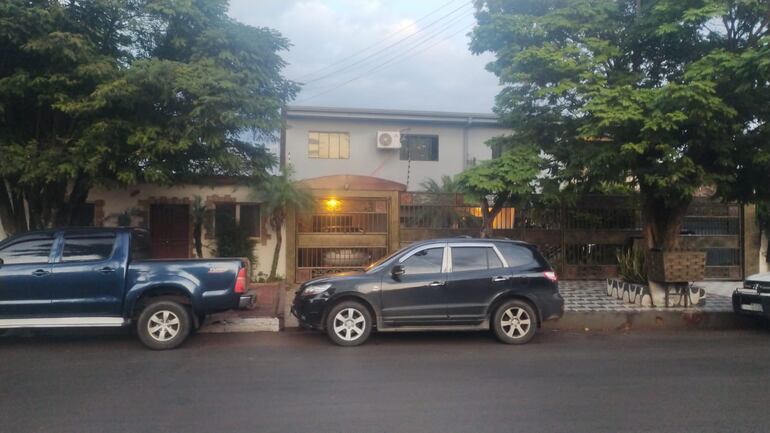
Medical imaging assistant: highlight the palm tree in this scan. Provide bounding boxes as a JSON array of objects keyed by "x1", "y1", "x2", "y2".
[
  {"x1": 417, "y1": 176, "x2": 477, "y2": 229},
  {"x1": 260, "y1": 167, "x2": 313, "y2": 280}
]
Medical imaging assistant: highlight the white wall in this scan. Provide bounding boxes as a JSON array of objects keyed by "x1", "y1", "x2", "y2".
[{"x1": 285, "y1": 117, "x2": 509, "y2": 190}]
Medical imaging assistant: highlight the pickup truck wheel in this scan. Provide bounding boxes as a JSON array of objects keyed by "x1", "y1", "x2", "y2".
[
  {"x1": 325, "y1": 301, "x2": 372, "y2": 347},
  {"x1": 136, "y1": 301, "x2": 192, "y2": 350}
]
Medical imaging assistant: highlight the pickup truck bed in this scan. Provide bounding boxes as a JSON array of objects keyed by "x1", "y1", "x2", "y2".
[{"x1": 0, "y1": 227, "x2": 253, "y2": 349}]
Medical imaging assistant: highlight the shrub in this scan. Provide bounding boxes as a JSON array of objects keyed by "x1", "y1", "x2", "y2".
[
  {"x1": 215, "y1": 221, "x2": 257, "y2": 278},
  {"x1": 617, "y1": 248, "x2": 647, "y2": 285}
]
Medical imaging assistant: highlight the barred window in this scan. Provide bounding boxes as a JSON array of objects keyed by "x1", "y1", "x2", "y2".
[{"x1": 309, "y1": 132, "x2": 350, "y2": 159}]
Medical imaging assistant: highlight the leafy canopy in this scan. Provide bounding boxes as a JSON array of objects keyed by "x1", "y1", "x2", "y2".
[
  {"x1": 470, "y1": 0, "x2": 770, "y2": 247},
  {"x1": 0, "y1": 0, "x2": 297, "y2": 233}
]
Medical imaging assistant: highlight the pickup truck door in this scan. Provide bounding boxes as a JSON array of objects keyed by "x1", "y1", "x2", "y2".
[
  {"x1": 48, "y1": 232, "x2": 126, "y2": 316},
  {"x1": 0, "y1": 236, "x2": 55, "y2": 316}
]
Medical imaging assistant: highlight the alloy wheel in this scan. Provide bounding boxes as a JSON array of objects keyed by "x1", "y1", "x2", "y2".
[
  {"x1": 500, "y1": 307, "x2": 531, "y2": 339},
  {"x1": 333, "y1": 307, "x2": 366, "y2": 342},
  {"x1": 147, "y1": 310, "x2": 181, "y2": 342}
]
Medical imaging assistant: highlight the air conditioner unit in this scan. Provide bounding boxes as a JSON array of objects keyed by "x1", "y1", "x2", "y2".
[{"x1": 377, "y1": 131, "x2": 401, "y2": 149}]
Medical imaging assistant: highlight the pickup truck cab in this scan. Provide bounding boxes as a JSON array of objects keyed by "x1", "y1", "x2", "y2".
[{"x1": 0, "y1": 227, "x2": 253, "y2": 349}]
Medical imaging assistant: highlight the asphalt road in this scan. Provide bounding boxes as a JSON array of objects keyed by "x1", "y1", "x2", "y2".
[{"x1": 2, "y1": 328, "x2": 770, "y2": 433}]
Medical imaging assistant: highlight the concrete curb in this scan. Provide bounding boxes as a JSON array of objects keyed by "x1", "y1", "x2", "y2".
[
  {"x1": 199, "y1": 317, "x2": 280, "y2": 333},
  {"x1": 544, "y1": 310, "x2": 760, "y2": 331}
]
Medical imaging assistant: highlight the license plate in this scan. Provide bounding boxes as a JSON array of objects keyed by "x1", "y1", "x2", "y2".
[{"x1": 742, "y1": 303, "x2": 763, "y2": 312}]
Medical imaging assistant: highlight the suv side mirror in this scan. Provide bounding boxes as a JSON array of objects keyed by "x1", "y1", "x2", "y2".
[
  {"x1": 0, "y1": 257, "x2": 4, "y2": 267},
  {"x1": 391, "y1": 264, "x2": 405, "y2": 277}
]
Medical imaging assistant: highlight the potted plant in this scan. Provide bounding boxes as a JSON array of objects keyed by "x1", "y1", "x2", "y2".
[{"x1": 607, "y1": 248, "x2": 654, "y2": 306}]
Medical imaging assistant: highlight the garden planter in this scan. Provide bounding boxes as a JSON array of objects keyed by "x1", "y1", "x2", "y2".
[
  {"x1": 606, "y1": 278, "x2": 654, "y2": 307},
  {"x1": 646, "y1": 250, "x2": 706, "y2": 283},
  {"x1": 607, "y1": 278, "x2": 707, "y2": 308}
]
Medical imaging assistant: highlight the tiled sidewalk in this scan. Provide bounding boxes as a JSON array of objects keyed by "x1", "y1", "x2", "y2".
[{"x1": 560, "y1": 280, "x2": 734, "y2": 313}]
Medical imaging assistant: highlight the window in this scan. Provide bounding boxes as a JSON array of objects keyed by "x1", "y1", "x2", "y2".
[
  {"x1": 452, "y1": 247, "x2": 503, "y2": 272},
  {"x1": 62, "y1": 236, "x2": 115, "y2": 262},
  {"x1": 240, "y1": 204, "x2": 261, "y2": 238},
  {"x1": 0, "y1": 238, "x2": 54, "y2": 265},
  {"x1": 400, "y1": 134, "x2": 439, "y2": 161},
  {"x1": 496, "y1": 243, "x2": 541, "y2": 269},
  {"x1": 401, "y1": 247, "x2": 444, "y2": 275},
  {"x1": 309, "y1": 132, "x2": 350, "y2": 159},
  {"x1": 215, "y1": 203, "x2": 236, "y2": 236}
]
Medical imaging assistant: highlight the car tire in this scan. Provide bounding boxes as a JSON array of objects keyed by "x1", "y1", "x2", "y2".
[
  {"x1": 325, "y1": 301, "x2": 372, "y2": 346},
  {"x1": 492, "y1": 300, "x2": 537, "y2": 345},
  {"x1": 136, "y1": 300, "x2": 192, "y2": 350}
]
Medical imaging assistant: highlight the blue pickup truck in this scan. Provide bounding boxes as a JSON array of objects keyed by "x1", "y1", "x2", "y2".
[{"x1": 0, "y1": 227, "x2": 254, "y2": 349}]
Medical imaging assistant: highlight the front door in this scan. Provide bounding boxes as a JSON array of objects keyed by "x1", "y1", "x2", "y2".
[
  {"x1": 445, "y1": 245, "x2": 508, "y2": 322},
  {"x1": 150, "y1": 204, "x2": 190, "y2": 258},
  {"x1": 380, "y1": 243, "x2": 447, "y2": 324},
  {"x1": 0, "y1": 236, "x2": 55, "y2": 316},
  {"x1": 49, "y1": 233, "x2": 126, "y2": 316}
]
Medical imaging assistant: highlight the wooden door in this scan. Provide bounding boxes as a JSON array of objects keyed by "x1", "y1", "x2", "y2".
[{"x1": 149, "y1": 204, "x2": 190, "y2": 258}]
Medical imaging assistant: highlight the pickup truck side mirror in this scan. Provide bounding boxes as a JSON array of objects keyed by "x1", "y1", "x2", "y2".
[{"x1": 391, "y1": 264, "x2": 405, "y2": 277}]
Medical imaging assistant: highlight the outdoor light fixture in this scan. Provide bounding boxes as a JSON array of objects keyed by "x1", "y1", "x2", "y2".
[{"x1": 324, "y1": 198, "x2": 342, "y2": 212}]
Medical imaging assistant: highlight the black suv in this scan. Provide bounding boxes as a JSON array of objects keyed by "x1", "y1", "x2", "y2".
[{"x1": 291, "y1": 238, "x2": 564, "y2": 346}]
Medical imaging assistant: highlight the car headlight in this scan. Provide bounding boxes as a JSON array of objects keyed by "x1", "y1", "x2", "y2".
[{"x1": 302, "y1": 283, "x2": 332, "y2": 297}]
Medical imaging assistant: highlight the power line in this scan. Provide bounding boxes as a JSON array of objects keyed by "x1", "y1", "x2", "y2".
[
  {"x1": 294, "y1": 0, "x2": 466, "y2": 81},
  {"x1": 299, "y1": 2, "x2": 473, "y2": 86},
  {"x1": 301, "y1": 10, "x2": 472, "y2": 92},
  {"x1": 295, "y1": 21, "x2": 476, "y2": 104}
]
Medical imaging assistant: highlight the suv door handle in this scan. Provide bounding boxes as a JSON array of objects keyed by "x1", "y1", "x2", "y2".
[
  {"x1": 492, "y1": 276, "x2": 509, "y2": 282},
  {"x1": 97, "y1": 266, "x2": 116, "y2": 273},
  {"x1": 429, "y1": 281, "x2": 445, "y2": 287},
  {"x1": 32, "y1": 269, "x2": 49, "y2": 277}
]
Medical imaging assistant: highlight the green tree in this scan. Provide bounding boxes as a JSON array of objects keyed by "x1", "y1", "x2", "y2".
[
  {"x1": 260, "y1": 167, "x2": 313, "y2": 280},
  {"x1": 470, "y1": 0, "x2": 770, "y2": 249},
  {"x1": 456, "y1": 139, "x2": 542, "y2": 237},
  {"x1": 0, "y1": 0, "x2": 297, "y2": 235}
]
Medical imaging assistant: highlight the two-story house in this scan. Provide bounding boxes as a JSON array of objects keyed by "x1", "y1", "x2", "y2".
[
  {"x1": 282, "y1": 105, "x2": 509, "y2": 189},
  {"x1": 280, "y1": 106, "x2": 512, "y2": 283}
]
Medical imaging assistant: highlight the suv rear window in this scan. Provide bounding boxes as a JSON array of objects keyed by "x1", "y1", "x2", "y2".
[
  {"x1": 495, "y1": 242, "x2": 544, "y2": 270},
  {"x1": 451, "y1": 247, "x2": 503, "y2": 272}
]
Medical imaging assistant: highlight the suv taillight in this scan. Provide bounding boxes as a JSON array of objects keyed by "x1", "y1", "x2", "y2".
[
  {"x1": 544, "y1": 271, "x2": 558, "y2": 282},
  {"x1": 234, "y1": 267, "x2": 247, "y2": 294}
]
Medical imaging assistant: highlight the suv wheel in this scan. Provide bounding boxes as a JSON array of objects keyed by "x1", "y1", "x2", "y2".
[
  {"x1": 492, "y1": 300, "x2": 537, "y2": 345},
  {"x1": 325, "y1": 301, "x2": 372, "y2": 346},
  {"x1": 136, "y1": 300, "x2": 192, "y2": 350}
]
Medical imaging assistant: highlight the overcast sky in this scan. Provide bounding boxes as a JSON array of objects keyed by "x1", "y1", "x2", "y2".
[{"x1": 228, "y1": 0, "x2": 500, "y2": 113}]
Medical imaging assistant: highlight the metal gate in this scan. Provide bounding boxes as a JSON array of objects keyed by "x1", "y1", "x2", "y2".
[{"x1": 294, "y1": 197, "x2": 390, "y2": 281}]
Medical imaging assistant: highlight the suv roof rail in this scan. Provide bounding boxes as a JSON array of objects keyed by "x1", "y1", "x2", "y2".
[{"x1": 454, "y1": 235, "x2": 474, "y2": 238}]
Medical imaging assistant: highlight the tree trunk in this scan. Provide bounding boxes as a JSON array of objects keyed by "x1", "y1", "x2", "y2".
[
  {"x1": 479, "y1": 193, "x2": 509, "y2": 238},
  {"x1": 640, "y1": 191, "x2": 692, "y2": 306},
  {"x1": 640, "y1": 193, "x2": 690, "y2": 250},
  {"x1": 269, "y1": 219, "x2": 283, "y2": 280},
  {"x1": 193, "y1": 223, "x2": 203, "y2": 258},
  {"x1": 58, "y1": 174, "x2": 91, "y2": 227},
  {"x1": 0, "y1": 179, "x2": 25, "y2": 236}
]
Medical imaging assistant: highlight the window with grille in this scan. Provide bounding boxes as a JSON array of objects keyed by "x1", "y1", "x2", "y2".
[{"x1": 308, "y1": 132, "x2": 350, "y2": 159}]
